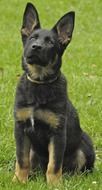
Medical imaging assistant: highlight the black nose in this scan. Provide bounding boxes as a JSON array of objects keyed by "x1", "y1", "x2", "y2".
[{"x1": 32, "y1": 43, "x2": 42, "y2": 50}]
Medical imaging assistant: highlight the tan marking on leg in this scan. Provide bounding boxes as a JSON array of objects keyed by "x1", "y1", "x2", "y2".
[
  {"x1": 35, "y1": 109, "x2": 59, "y2": 128},
  {"x1": 46, "y1": 141, "x2": 62, "y2": 185},
  {"x1": 77, "y1": 150, "x2": 86, "y2": 171},
  {"x1": 13, "y1": 160, "x2": 30, "y2": 183},
  {"x1": 16, "y1": 107, "x2": 33, "y2": 121},
  {"x1": 13, "y1": 136, "x2": 30, "y2": 183}
]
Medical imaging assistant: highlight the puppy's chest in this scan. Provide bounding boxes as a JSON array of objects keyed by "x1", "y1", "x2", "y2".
[
  {"x1": 16, "y1": 106, "x2": 59, "y2": 152},
  {"x1": 16, "y1": 106, "x2": 60, "y2": 129},
  {"x1": 25, "y1": 82, "x2": 57, "y2": 105},
  {"x1": 15, "y1": 74, "x2": 66, "y2": 128}
]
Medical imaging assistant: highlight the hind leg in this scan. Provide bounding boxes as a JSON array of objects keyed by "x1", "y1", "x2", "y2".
[
  {"x1": 63, "y1": 132, "x2": 95, "y2": 173},
  {"x1": 78, "y1": 132, "x2": 95, "y2": 172}
]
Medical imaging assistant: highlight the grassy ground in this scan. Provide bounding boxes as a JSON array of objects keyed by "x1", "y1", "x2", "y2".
[{"x1": 0, "y1": 0, "x2": 102, "y2": 189}]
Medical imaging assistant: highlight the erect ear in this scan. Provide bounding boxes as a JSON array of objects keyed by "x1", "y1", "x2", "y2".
[
  {"x1": 21, "y1": 3, "x2": 41, "y2": 45},
  {"x1": 52, "y1": 11, "x2": 75, "y2": 54}
]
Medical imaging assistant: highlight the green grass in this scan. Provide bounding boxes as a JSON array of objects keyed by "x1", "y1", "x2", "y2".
[{"x1": 0, "y1": 0, "x2": 102, "y2": 189}]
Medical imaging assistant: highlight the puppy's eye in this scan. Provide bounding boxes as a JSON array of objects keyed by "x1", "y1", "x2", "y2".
[
  {"x1": 30, "y1": 34, "x2": 39, "y2": 40},
  {"x1": 34, "y1": 34, "x2": 39, "y2": 39},
  {"x1": 45, "y1": 37, "x2": 53, "y2": 44}
]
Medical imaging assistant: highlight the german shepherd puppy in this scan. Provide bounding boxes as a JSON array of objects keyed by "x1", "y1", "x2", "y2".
[{"x1": 13, "y1": 2, "x2": 95, "y2": 185}]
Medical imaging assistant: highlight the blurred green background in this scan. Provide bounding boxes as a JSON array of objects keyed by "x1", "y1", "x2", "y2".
[{"x1": 0, "y1": 0, "x2": 102, "y2": 189}]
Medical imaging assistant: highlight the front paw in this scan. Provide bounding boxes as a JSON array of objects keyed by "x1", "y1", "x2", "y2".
[
  {"x1": 12, "y1": 168, "x2": 29, "y2": 183},
  {"x1": 46, "y1": 168, "x2": 62, "y2": 186},
  {"x1": 13, "y1": 161, "x2": 29, "y2": 183},
  {"x1": 12, "y1": 173, "x2": 28, "y2": 183}
]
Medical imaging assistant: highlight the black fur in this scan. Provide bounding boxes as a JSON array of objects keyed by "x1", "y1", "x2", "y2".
[{"x1": 13, "y1": 3, "x2": 95, "y2": 184}]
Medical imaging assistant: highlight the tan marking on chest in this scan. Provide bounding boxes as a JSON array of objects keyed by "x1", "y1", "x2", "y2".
[
  {"x1": 16, "y1": 107, "x2": 33, "y2": 121},
  {"x1": 35, "y1": 109, "x2": 59, "y2": 128}
]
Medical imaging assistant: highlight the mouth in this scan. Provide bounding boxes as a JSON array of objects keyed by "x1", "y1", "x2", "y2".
[
  {"x1": 26, "y1": 54, "x2": 41, "y2": 64},
  {"x1": 25, "y1": 55, "x2": 48, "y2": 67}
]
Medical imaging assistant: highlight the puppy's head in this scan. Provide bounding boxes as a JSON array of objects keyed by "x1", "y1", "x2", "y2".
[{"x1": 21, "y1": 3, "x2": 75, "y2": 80}]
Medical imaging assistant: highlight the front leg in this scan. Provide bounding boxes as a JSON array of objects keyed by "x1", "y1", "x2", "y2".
[
  {"x1": 46, "y1": 131, "x2": 66, "y2": 185},
  {"x1": 13, "y1": 120, "x2": 31, "y2": 183}
]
